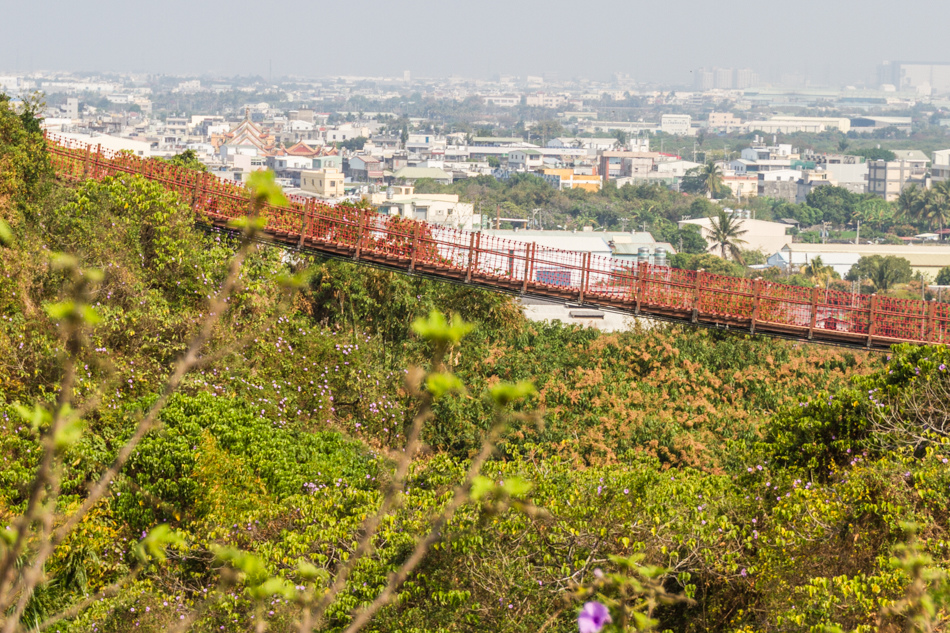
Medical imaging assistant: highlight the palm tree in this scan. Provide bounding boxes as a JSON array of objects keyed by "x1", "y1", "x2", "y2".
[
  {"x1": 699, "y1": 161, "x2": 724, "y2": 199},
  {"x1": 926, "y1": 180, "x2": 950, "y2": 237},
  {"x1": 708, "y1": 209, "x2": 748, "y2": 263},
  {"x1": 897, "y1": 184, "x2": 927, "y2": 226},
  {"x1": 869, "y1": 257, "x2": 907, "y2": 291},
  {"x1": 801, "y1": 256, "x2": 835, "y2": 287}
]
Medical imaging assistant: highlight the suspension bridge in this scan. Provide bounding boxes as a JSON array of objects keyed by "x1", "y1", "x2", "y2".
[{"x1": 45, "y1": 135, "x2": 950, "y2": 350}]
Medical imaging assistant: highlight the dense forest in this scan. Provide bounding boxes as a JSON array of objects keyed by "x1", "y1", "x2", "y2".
[{"x1": 4, "y1": 95, "x2": 950, "y2": 632}]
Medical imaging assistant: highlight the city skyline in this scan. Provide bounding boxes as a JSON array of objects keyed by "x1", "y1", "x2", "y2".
[{"x1": 6, "y1": 0, "x2": 950, "y2": 87}]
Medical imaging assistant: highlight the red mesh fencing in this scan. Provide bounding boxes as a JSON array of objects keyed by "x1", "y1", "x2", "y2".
[{"x1": 43, "y1": 134, "x2": 949, "y2": 348}]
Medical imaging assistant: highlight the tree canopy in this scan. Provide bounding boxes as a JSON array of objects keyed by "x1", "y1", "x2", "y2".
[{"x1": 844, "y1": 254, "x2": 913, "y2": 290}]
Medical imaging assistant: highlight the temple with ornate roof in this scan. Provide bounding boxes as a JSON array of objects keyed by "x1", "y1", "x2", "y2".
[
  {"x1": 217, "y1": 108, "x2": 277, "y2": 159},
  {"x1": 274, "y1": 141, "x2": 339, "y2": 159}
]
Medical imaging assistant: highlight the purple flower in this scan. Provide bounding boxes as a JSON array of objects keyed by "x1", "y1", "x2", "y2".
[{"x1": 578, "y1": 602, "x2": 612, "y2": 633}]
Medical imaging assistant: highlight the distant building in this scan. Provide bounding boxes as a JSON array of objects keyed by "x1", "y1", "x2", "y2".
[
  {"x1": 405, "y1": 133, "x2": 446, "y2": 154},
  {"x1": 366, "y1": 186, "x2": 476, "y2": 229},
  {"x1": 525, "y1": 92, "x2": 567, "y2": 109},
  {"x1": 708, "y1": 112, "x2": 742, "y2": 132},
  {"x1": 823, "y1": 162, "x2": 868, "y2": 195},
  {"x1": 734, "y1": 68, "x2": 759, "y2": 89},
  {"x1": 769, "y1": 243, "x2": 950, "y2": 278},
  {"x1": 218, "y1": 109, "x2": 277, "y2": 160},
  {"x1": 849, "y1": 116, "x2": 913, "y2": 134},
  {"x1": 508, "y1": 149, "x2": 544, "y2": 171},
  {"x1": 392, "y1": 166, "x2": 453, "y2": 185},
  {"x1": 757, "y1": 169, "x2": 802, "y2": 202},
  {"x1": 693, "y1": 67, "x2": 758, "y2": 90},
  {"x1": 481, "y1": 95, "x2": 521, "y2": 107},
  {"x1": 598, "y1": 151, "x2": 661, "y2": 181},
  {"x1": 470, "y1": 136, "x2": 526, "y2": 147},
  {"x1": 867, "y1": 152, "x2": 929, "y2": 201},
  {"x1": 348, "y1": 155, "x2": 384, "y2": 182},
  {"x1": 722, "y1": 174, "x2": 759, "y2": 199},
  {"x1": 541, "y1": 168, "x2": 602, "y2": 192},
  {"x1": 931, "y1": 149, "x2": 950, "y2": 183},
  {"x1": 300, "y1": 168, "x2": 345, "y2": 199},
  {"x1": 64, "y1": 97, "x2": 79, "y2": 119},
  {"x1": 54, "y1": 131, "x2": 152, "y2": 158},
  {"x1": 878, "y1": 61, "x2": 950, "y2": 93},
  {"x1": 679, "y1": 216, "x2": 792, "y2": 256},
  {"x1": 745, "y1": 117, "x2": 850, "y2": 134},
  {"x1": 660, "y1": 114, "x2": 692, "y2": 136}
]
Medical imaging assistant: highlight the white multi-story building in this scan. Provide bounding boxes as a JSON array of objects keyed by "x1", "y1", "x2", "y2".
[
  {"x1": 932, "y1": 149, "x2": 950, "y2": 183},
  {"x1": 660, "y1": 114, "x2": 692, "y2": 136},
  {"x1": 525, "y1": 92, "x2": 567, "y2": 109},
  {"x1": 366, "y1": 186, "x2": 478, "y2": 230}
]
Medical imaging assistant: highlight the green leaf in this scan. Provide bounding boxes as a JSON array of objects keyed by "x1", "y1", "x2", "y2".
[
  {"x1": 411, "y1": 310, "x2": 473, "y2": 344},
  {"x1": 276, "y1": 270, "x2": 311, "y2": 291},
  {"x1": 80, "y1": 305, "x2": 102, "y2": 325},
  {"x1": 425, "y1": 372, "x2": 464, "y2": 399},
  {"x1": 470, "y1": 475, "x2": 495, "y2": 501},
  {"x1": 134, "y1": 524, "x2": 186, "y2": 564},
  {"x1": 83, "y1": 268, "x2": 105, "y2": 284},
  {"x1": 54, "y1": 415, "x2": 85, "y2": 451},
  {"x1": 0, "y1": 219, "x2": 12, "y2": 247},
  {"x1": 248, "y1": 577, "x2": 297, "y2": 600},
  {"x1": 0, "y1": 526, "x2": 18, "y2": 548},
  {"x1": 44, "y1": 301, "x2": 76, "y2": 321},
  {"x1": 501, "y1": 476, "x2": 533, "y2": 498},
  {"x1": 227, "y1": 215, "x2": 268, "y2": 231},
  {"x1": 49, "y1": 253, "x2": 79, "y2": 271},
  {"x1": 296, "y1": 560, "x2": 329, "y2": 582},
  {"x1": 489, "y1": 381, "x2": 536, "y2": 406},
  {"x1": 212, "y1": 545, "x2": 268, "y2": 585},
  {"x1": 13, "y1": 403, "x2": 49, "y2": 430},
  {"x1": 247, "y1": 170, "x2": 289, "y2": 207}
]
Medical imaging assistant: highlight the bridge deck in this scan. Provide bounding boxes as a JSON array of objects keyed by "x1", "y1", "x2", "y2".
[{"x1": 44, "y1": 134, "x2": 950, "y2": 350}]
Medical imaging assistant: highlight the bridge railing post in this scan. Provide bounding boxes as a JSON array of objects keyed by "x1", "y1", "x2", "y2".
[
  {"x1": 926, "y1": 299, "x2": 938, "y2": 342},
  {"x1": 409, "y1": 222, "x2": 420, "y2": 272},
  {"x1": 191, "y1": 174, "x2": 201, "y2": 211},
  {"x1": 465, "y1": 232, "x2": 479, "y2": 283},
  {"x1": 808, "y1": 285, "x2": 819, "y2": 339},
  {"x1": 82, "y1": 144, "x2": 91, "y2": 177},
  {"x1": 298, "y1": 203, "x2": 310, "y2": 250},
  {"x1": 522, "y1": 242, "x2": 535, "y2": 294},
  {"x1": 867, "y1": 293, "x2": 879, "y2": 348},
  {"x1": 635, "y1": 261, "x2": 646, "y2": 315},
  {"x1": 691, "y1": 269, "x2": 703, "y2": 323},
  {"x1": 354, "y1": 209, "x2": 368, "y2": 260},
  {"x1": 751, "y1": 277, "x2": 762, "y2": 334},
  {"x1": 578, "y1": 252, "x2": 591, "y2": 304},
  {"x1": 92, "y1": 145, "x2": 101, "y2": 179}
]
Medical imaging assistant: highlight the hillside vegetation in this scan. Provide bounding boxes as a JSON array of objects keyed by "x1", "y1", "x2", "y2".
[{"x1": 3, "y1": 95, "x2": 950, "y2": 632}]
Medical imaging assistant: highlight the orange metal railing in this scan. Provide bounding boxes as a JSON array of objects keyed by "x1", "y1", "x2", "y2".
[{"x1": 44, "y1": 134, "x2": 950, "y2": 349}]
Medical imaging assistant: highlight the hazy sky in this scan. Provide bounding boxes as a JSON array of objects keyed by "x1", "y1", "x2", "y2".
[{"x1": 5, "y1": 0, "x2": 950, "y2": 85}]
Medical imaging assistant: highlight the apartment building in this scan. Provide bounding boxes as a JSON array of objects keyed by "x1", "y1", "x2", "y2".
[
  {"x1": 541, "y1": 168, "x2": 602, "y2": 192},
  {"x1": 366, "y1": 186, "x2": 477, "y2": 229},
  {"x1": 660, "y1": 114, "x2": 692, "y2": 136},
  {"x1": 708, "y1": 112, "x2": 742, "y2": 132},
  {"x1": 867, "y1": 151, "x2": 929, "y2": 201},
  {"x1": 300, "y1": 168, "x2": 345, "y2": 199},
  {"x1": 598, "y1": 151, "x2": 661, "y2": 181},
  {"x1": 932, "y1": 149, "x2": 950, "y2": 183}
]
